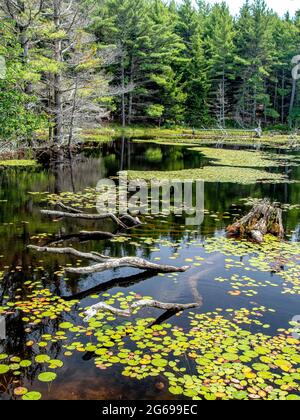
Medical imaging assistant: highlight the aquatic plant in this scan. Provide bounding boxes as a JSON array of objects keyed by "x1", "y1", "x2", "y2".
[{"x1": 127, "y1": 166, "x2": 288, "y2": 184}]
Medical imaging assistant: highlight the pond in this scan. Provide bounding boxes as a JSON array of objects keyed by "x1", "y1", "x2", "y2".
[{"x1": 0, "y1": 138, "x2": 300, "y2": 400}]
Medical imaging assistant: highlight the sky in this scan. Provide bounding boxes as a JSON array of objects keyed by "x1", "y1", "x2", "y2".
[{"x1": 204, "y1": 0, "x2": 299, "y2": 16}]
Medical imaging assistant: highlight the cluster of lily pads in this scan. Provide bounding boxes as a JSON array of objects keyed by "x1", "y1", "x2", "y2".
[
  {"x1": 127, "y1": 166, "x2": 288, "y2": 185},
  {"x1": 188, "y1": 147, "x2": 298, "y2": 168},
  {"x1": 1, "y1": 287, "x2": 300, "y2": 400},
  {"x1": 43, "y1": 188, "x2": 99, "y2": 211},
  {"x1": 204, "y1": 235, "x2": 300, "y2": 296},
  {"x1": 60, "y1": 292, "x2": 300, "y2": 400},
  {"x1": 4, "y1": 288, "x2": 77, "y2": 325}
]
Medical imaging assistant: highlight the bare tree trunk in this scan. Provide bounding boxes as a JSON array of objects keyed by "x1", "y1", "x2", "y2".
[
  {"x1": 68, "y1": 78, "x2": 78, "y2": 148},
  {"x1": 121, "y1": 59, "x2": 126, "y2": 128},
  {"x1": 289, "y1": 78, "x2": 297, "y2": 128},
  {"x1": 281, "y1": 71, "x2": 285, "y2": 124},
  {"x1": 53, "y1": 0, "x2": 63, "y2": 145},
  {"x1": 128, "y1": 57, "x2": 134, "y2": 124}
]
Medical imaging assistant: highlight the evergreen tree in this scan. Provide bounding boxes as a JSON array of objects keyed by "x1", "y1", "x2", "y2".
[
  {"x1": 175, "y1": 0, "x2": 210, "y2": 126},
  {"x1": 205, "y1": 2, "x2": 237, "y2": 127},
  {"x1": 234, "y1": 0, "x2": 277, "y2": 127},
  {"x1": 92, "y1": 0, "x2": 185, "y2": 125}
]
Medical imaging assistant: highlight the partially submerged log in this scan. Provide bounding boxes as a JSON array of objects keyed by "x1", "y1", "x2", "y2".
[
  {"x1": 226, "y1": 199, "x2": 285, "y2": 243},
  {"x1": 83, "y1": 299, "x2": 200, "y2": 322},
  {"x1": 28, "y1": 245, "x2": 190, "y2": 275}
]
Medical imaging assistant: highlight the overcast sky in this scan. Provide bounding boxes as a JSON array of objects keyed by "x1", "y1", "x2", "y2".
[{"x1": 204, "y1": 0, "x2": 299, "y2": 16}]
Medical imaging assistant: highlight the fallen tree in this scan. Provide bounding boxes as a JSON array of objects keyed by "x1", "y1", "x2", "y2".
[
  {"x1": 226, "y1": 199, "x2": 285, "y2": 243},
  {"x1": 83, "y1": 299, "x2": 200, "y2": 321},
  {"x1": 28, "y1": 245, "x2": 190, "y2": 274}
]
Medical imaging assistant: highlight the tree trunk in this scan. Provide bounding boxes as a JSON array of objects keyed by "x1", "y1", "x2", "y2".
[
  {"x1": 289, "y1": 77, "x2": 297, "y2": 128},
  {"x1": 226, "y1": 200, "x2": 285, "y2": 243},
  {"x1": 53, "y1": 0, "x2": 63, "y2": 145},
  {"x1": 128, "y1": 57, "x2": 134, "y2": 124},
  {"x1": 121, "y1": 58, "x2": 126, "y2": 128}
]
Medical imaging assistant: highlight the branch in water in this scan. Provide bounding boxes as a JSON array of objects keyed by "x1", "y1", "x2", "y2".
[
  {"x1": 41, "y1": 209, "x2": 130, "y2": 229},
  {"x1": 28, "y1": 245, "x2": 190, "y2": 274},
  {"x1": 83, "y1": 299, "x2": 200, "y2": 321}
]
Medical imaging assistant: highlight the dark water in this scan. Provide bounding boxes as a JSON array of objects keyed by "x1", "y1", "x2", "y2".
[{"x1": 0, "y1": 139, "x2": 300, "y2": 400}]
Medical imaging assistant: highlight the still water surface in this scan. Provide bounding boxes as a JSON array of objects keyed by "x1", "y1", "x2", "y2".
[{"x1": 0, "y1": 139, "x2": 299, "y2": 399}]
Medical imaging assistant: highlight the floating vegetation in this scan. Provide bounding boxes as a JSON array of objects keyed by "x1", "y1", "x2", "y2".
[
  {"x1": 130, "y1": 130, "x2": 300, "y2": 150},
  {"x1": 42, "y1": 188, "x2": 98, "y2": 211},
  {"x1": 204, "y1": 235, "x2": 300, "y2": 295},
  {"x1": 240, "y1": 197, "x2": 300, "y2": 212},
  {"x1": 57, "y1": 292, "x2": 300, "y2": 401},
  {"x1": 127, "y1": 166, "x2": 288, "y2": 184},
  {"x1": 8, "y1": 288, "x2": 78, "y2": 325},
  {"x1": 188, "y1": 147, "x2": 296, "y2": 168},
  {"x1": 2, "y1": 288, "x2": 299, "y2": 400}
]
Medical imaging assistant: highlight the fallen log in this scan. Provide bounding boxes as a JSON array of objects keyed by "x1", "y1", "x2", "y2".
[
  {"x1": 83, "y1": 299, "x2": 199, "y2": 321},
  {"x1": 28, "y1": 245, "x2": 190, "y2": 274},
  {"x1": 226, "y1": 199, "x2": 285, "y2": 243}
]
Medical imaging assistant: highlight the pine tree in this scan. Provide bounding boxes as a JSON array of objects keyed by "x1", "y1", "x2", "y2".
[
  {"x1": 234, "y1": 0, "x2": 277, "y2": 127},
  {"x1": 174, "y1": 0, "x2": 210, "y2": 126},
  {"x1": 205, "y1": 2, "x2": 237, "y2": 127},
  {"x1": 92, "y1": 0, "x2": 185, "y2": 125}
]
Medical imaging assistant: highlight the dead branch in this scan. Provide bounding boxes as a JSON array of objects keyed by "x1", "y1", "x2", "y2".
[
  {"x1": 28, "y1": 245, "x2": 190, "y2": 274},
  {"x1": 83, "y1": 299, "x2": 199, "y2": 321},
  {"x1": 40, "y1": 209, "x2": 129, "y2": 228}
]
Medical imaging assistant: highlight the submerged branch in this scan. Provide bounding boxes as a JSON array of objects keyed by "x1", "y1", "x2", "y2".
[
  {"x1": 28, "y1": 245, "x2": 190, "y2": 274},
  {"x1": 83, "y1": 299, "x2": 199, "y2": 321},
  {"x1": 40, "y1": 209, "x2": 129, "y2": 228}
]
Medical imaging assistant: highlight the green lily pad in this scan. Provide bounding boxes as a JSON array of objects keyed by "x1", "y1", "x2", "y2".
[{"x1": 38, "y1": 372, "x2": 57, "y2": 382}]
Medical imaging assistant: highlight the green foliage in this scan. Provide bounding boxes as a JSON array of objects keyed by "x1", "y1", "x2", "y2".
[
  {"x1": 1, "y1": 0, "x2": 300, "y2": 140},
  {"x1": 0, "y1": 22, "x2": 45, "y2": 142}
]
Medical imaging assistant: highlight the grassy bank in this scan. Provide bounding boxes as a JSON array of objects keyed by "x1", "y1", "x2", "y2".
[{"x1": 80, "y1": 126, "x2": 299, "y2": 149}]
